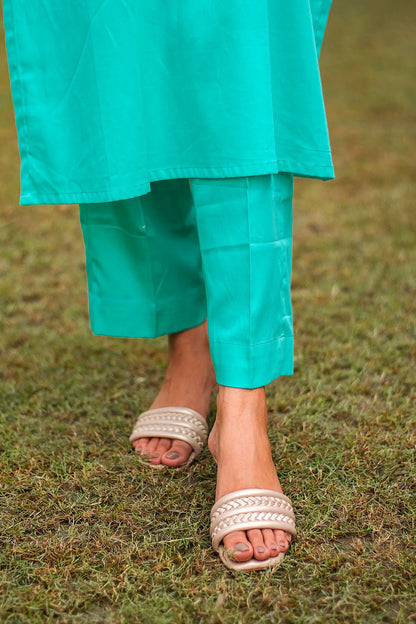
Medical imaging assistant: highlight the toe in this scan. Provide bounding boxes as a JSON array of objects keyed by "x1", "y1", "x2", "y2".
[
  {"x1": 155, "y1": 438, "x2": 172, "y2": 456},
  {"x1": 133, "y1": 437, "x2": 150, "y2": 454},
  {"x1": 146, "y1": 437, "x2": 161, "y2": 456},
  {"x1": 246, "y1": 529, "x2": 270, "y2": 561},
  {"x1": 262, "y1": 528, "x2": 280, "y2": 557},
  {"x1": 148, "y1": 438, "x2": 172, "y2": 465},
  {"x1": 161, "y1": 439, "x2": 193, "y2": 467},
  {"x1": 147, "y1": 437, "x2": 159, "y2": 449},
  {"x1": 222, "y1": 531, "x2": 253, "y2": 562},
  {"x1": 274, "y1": 529, "x2": 290, "y2": 552}
]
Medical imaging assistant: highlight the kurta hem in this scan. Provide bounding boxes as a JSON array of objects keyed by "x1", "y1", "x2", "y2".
[{"x1": 19, "y1": 157, "x2": 334, "y2": 206}]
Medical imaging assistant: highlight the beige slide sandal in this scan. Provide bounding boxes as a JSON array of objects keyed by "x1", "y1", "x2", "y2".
[
  {"x1": 129, "y1": 406, "x2": 208, "y2": 471},
  {"x1": 210, "y1": 488, "x2": 296, "y2": 571}
]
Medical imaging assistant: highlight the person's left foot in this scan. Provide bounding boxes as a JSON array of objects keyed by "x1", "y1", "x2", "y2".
[
  {"x1": 132, "y1": 320, "x2": 217, "y2": 467},
  {"x1": 208, "y1": 386, "x2": 292, "y2": 563}
]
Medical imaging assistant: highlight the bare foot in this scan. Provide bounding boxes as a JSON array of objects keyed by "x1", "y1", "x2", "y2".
[
  {"x1": 132, "y1": 320, "x2": 217, "y2": 467},
  {"x1": 208, "y1": 386, "x2": 293, "y2": 563}
]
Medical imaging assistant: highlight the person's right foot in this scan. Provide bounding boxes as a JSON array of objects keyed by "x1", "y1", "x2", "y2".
[
  {"x1": 132, "y1": 320, "x2": 217, "y2": 467},
  {"x1": 208, "y1": 386, "x2": 292, "y2": 563}
]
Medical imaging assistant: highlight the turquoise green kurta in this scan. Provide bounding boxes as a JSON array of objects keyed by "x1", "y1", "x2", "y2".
[{"x1": 2, "y1": 0, "x2": 334, "y2": 206}]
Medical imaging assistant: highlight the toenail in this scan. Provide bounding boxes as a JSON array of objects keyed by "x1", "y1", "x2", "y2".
[
  {"x1": 234, "y1": 543, "x2": 250, "y2": 552},
  {"x1": 257, "y1": 547, "x2": 265, "y2": 553},
  {"x1": 270, "y1": 544, "x2": 277, "y2": 551},
  {"x1": 279, "y1": 541, "x2": 286, "y2": 547},
  {"x1": 165, "y1": 452, "x2": 180, "y2": 459}
]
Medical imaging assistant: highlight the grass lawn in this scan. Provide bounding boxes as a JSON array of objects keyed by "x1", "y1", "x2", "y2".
[{"x1": 1, "y1": 0, "x2": 415, "y2": 622}]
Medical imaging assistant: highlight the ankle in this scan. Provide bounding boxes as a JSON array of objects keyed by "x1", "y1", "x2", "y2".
[
  {"x1": 209, "y1": 386, "x2": 269, "y2": 461},
  {"x1": 167, "y1": 326, "x2": 215, "y2": 378},
  {"x1": 216, "y1": 386, "x2": 268, "y2": 422},
  {"x1": 168, "y1": 320, "x2": 210, "y2": 356},
  {"x1": 163, "y1": 354, "x2": 216, "y2": 386}
]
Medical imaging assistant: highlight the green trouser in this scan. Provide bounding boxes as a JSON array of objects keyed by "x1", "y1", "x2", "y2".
[{"x1": 78, "y1": 172, "x2": 294, "y2": 389}]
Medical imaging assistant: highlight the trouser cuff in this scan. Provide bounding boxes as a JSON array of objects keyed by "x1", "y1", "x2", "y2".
[
  {"x1": 88, "y1": 286, "x2": 207, "y2": 338},
  {"x1": 211, "y1": 336, "x2": 294, "y2": 389}
]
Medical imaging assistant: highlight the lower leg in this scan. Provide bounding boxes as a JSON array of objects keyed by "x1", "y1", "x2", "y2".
[
  {"x1": 208, "y1": 385, "x2": 292, "y2": 562},
  {"x1": 190, "y1": 173, "x2": 295, "y2": 562},
  {"x1": 132, "y1": 319, "x2": 217, "y2": 466}
]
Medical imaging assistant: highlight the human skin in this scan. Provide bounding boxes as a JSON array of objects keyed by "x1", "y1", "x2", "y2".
[{"x1": 132, "y1": 320, "x2": 292, "y2": 563}]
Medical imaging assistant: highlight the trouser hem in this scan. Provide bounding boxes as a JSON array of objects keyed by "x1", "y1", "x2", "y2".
[
  {"x1": 211, "y1": 336, "x2": 294, "y2": 389},
  {"x1": 88, "y1": 287, "x2": 207, "y2": 338}
]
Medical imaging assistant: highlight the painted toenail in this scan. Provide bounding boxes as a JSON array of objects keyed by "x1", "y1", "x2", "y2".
[
  {"x1": 279, "y1": 541, "x2": 286, "y2": 547},
  {"x1": 257, "y1": 547, "x2": 265, "y2": 553},
  {"x1": 234, "y1": 543, "x2": 250, "y2": 552},
  {"x1": 165, "y1": 452, "x2": 180, "y2": 459}
]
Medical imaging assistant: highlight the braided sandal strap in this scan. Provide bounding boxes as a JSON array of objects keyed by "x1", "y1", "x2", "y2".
[
  {"x1": 210, "y1": 488, "x2": 296, "y2": 551},
  {"x1": 129, "y1": 406, "x2": 208, "y2": 457}
]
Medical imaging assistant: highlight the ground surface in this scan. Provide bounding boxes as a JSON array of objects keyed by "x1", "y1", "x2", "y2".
[{"x1": 1, "y1": 1, "x2": 415, "y2": 622}]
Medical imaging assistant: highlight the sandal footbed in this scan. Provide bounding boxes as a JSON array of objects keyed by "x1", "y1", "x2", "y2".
[{"x1": 218, "y1": 545, "x2": 286, "y2": 572}]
